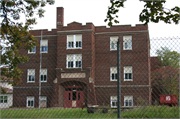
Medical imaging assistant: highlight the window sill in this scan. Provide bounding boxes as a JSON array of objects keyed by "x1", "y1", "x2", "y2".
[
  {"x1": 40, "y1": 52, "x2": 48, "y2": 53},
  {"x1": 110, "y1": 49, "x2": 117, "y2": 51},
  {"x1": 27, "y1": 82, "x2": 35, "y2": 83},
  {"x1": 66, "y1": 48, "x2": 82, "y2": 50},
  {"x1": 41, "y1": 81, "x2": 47, "y2": 83},
  {"x1": 110, "y1": 80, "x2": 117, "y2": 81},
  {"x1": 123, "y1": 49, "x2": 132, "y2": 50},
  {"x1": 66, "y1": 68, "x2": 82, "y2": 69},
  {"x1": 124, "y1": 79, "x2": 133, "y2": 81},
  {"x1": 28, "y1": 52, "x2": 36, "y2": 54}
]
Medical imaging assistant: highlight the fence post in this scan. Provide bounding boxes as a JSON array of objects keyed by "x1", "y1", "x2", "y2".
[{"x1": 117, "y1": 39, "x2": 121, "y2": 118}]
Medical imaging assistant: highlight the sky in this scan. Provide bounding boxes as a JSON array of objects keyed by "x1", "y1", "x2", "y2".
[
  {"x1": 30, "y1": 0, "x2": 180, "y2": 56},
  {"x1": 31, "y1": 0, "x2": 180, "y2": 39},
  {"x1": 1, "y1": 0, "x2": 179, "y2": 56}
]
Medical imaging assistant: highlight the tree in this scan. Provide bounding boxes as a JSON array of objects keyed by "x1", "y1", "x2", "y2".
[
  {"x1": 151, "y1": 66, "x2": 179, "y2": 96},
  {"x1": 105, "y1": 0, "x2": 180, "y2": 26},
  {"x1": 0, "y1": 0, "x2": 54, "y2": 86},
  {"x1": 156, "y1": 47, "x2": 180, "y2": 68},
  {"x1": 0, "y1": 86, "x2": 7, "y2": 94}
]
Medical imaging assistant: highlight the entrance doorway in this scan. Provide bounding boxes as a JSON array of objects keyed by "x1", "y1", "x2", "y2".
[{"x1": 64, "y1": 86, "x2": 84, "y2": 108}]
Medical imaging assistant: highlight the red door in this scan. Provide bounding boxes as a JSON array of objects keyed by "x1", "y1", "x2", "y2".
[
  {"x1": 76, "y1": 90, "x2": 84, "y2": 108},
  {"x1": 64, "y1": 89, "x2": 72, "y2": 108},
  {"x1": 64, "y1": 86, "x2": 84, "y2": 108}
]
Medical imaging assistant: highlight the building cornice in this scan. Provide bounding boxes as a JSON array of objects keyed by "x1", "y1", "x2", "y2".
[
  {"x1": 13, "y1": 86, "x2": 53, "y2": 88},
  {"x1": 95, "y1": 30, "x2": 148, "y2": 35},
  {"x1": 94, "y1": 85, "x2": 150, "y2": 88},
  {"x1": 57, "y1": 29, "x2": 95, "y2": 34},
  {"x1": 32, "y1": 30, "x2": 148, "y2": 37},
  {"x1": 34, "y1": 35, "x2": 57, "y2": 38}
]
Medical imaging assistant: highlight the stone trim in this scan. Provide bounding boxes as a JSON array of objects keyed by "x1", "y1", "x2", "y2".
[
  {"x1": 95, "y1": 30, "x2": 148, "y2": 35},
  {"x1": 34, "y1": 35, "x2": 57, "y2": 38},
  {"x1": 13, "y1": 86, "x2": 53, "y2": 88},
  {"x1": 61, "y1": 73, "x2": 86, "y2": 78},
  {"x1": 94, "y1": 85, "x2": 150, "y2": 88},
  {"x1": 57, "y1": 29, "x2": 94, "y2": 34}
]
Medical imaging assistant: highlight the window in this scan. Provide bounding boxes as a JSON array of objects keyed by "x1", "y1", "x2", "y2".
[
  {"x1": 123, "y1": 36, "x2": 132, "y2": 50},
  {"x1": 28, "y1": 69, "x2": 35, "y2": 82},
  {"x1": 124, "y1": 66, "x2": 133, "y2": 81},
  {"x1": 40, "y1": 96, "x2": 47, "y2": 108},
  {"x1": 28, "y1": 46, "x2": 36, "y2": 54},
  {"x1": 27, "y1": 96, "x2": 34, "y2": 107},
  {"x1": 124, "y1": 96, "x2": 133, "y2": 107},
  {"x1": 110, "y1": 67, "x2": 117, "y2": 81},
  {"x1": 41, "y1": 40, "x2": 48, "y2": 53},
  {"x1": 67, "y1": 35, "x2": 82, "y2": 49},
  {"x1": 40, "y1": 69, "x2": 47, "y2": 82},
  {"x1": 0, "y1": 96, "x2": 7, "y2": 103},
  {"x1": 110, "y1": 96, "x2": 117, "y2": 108},
  {"x1": 110, "y1": 36, "x2": 118, "y2": 50},
  {"x1": 67, "y1": 54, "x2": 82, "y2": 68}
]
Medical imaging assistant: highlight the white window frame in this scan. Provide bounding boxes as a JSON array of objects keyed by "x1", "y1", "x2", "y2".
[
  {"x1": 40, "y1": 69, "x2": 47, "y2": 82},
  {"x1": 39, "y1": 96, "x2": 47, "y2": 107},
  {"x1": 123, "y1": 36, "x2": 132, "y2": 50},
  {"x1": 27, "y1": 69, "x2": 35, "y2": 83},
  {"x1": 27, "y1": 96, "x2": 34, "y2": 107},
  {"x1": 28, "y1": 46, "x2": 36, "y2": 54},
  {"x1": 0, "y1": 96, "x2": 8, "y2": 103},
  {"x1": 67, "y1": 35, "x2": 82, "y2": 49},
  {"x1": 110, "y1": 96, "x2": 117, "y2": 108},
  {"x1": 110, "y1": 36, "x2": 118, "y2": 51},
  {"x1": 124, "y1": 66, "x2": 133, "y2": 81},
  {"x1": 110, "y1": 67, "x2": 117, "y2": 81},
  {"x1": 40, "y1": 40, "x2": 48, "y2": 53},
  {"x1": 124, "y1": 96, "x2": 133, "y2": 107},
  {"x1": 66, "y1": 54, "x2": 82, "y2": 68}
]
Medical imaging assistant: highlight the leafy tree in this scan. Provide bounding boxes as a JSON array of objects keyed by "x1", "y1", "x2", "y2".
[
  {"x1": 105, "y1": 0, "x2": 180, "y2": 26},
  {"x1": 156, "y1": 47, "x2": 180, "y2": 68},
  {"x1": 0, "y1": 0, "x2": 54, "y2": 86},
  {"x1": 0, "y1": 86, "x2": 7, "y2": 94},
  {"x1": 151, "y1": 66, "x2": 179, "y2": 95}
]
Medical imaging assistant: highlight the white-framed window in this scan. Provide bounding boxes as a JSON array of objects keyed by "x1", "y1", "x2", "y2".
[
  {"x1": 41, "y1": 40, "x2": 48, "y2": 53},
  {"x1": 123, "y1": 36, "x2": 132, "y2": 50},
  {"x1": 0, "y1": 96, "x2": 7, "y2": 103},
  {"x1": 39, "y1": 96, "x2": 47, "y2": 108},
  {"x1": 40, "y1": 69, "x2": 47, "y2": 82},
  {"x1": 124, "y1": 66, "x2": 133, "y2": 81},
  {"x1": 110, "y1": 96, "x2": 117, "y2": 108},
  {"x1": 67, "y1": 35, "x2": 82, "y2": 49},
  {"x1": 110, "y1": 36, "x2": 118, "y2": 50},
  {"x1": 67, "y1": 54, "x2": 82, "y2": 68},
  {"x1": 110, "y1": 67, "x2": 117, "y2": 81},
  {"x1": 27, "y1": 96, "x2": 34, "y2": 107},
  {"x1": 27, "y1": 69, "x2": 35, "y2": 82},
  {"x1": 124, "y1": 96, "x2": 133, "y2": 107},
  {"x1": 28, "y1": 46, "x2": 36, "y2": 54}
]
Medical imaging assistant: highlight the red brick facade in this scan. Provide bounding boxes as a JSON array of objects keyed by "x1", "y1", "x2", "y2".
[{"x1": 13, "y1": 7, "x2": 151, "y2": 108}]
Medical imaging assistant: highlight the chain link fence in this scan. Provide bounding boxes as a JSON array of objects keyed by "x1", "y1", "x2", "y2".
[{"x1": 1, "y1": 30, "x2": 180, "y2": 118}]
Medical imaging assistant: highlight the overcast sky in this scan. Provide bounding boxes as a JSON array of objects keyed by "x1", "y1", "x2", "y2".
[{"x1": 31, "y1": 0, "x2": 180, "y2": 39}]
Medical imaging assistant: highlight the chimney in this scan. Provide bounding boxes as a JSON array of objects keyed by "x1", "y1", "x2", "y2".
[{"x1": 56, "y1": 7, "x2": 64, "y2": 28}]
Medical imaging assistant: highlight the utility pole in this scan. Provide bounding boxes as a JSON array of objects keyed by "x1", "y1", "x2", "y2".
[{"x1": 39, "y1": 31, "x2": 42, "y2": 110}]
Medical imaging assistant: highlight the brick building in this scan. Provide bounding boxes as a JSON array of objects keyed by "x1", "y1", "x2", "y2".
[{"x1": 13, "y1": 7, "x2": 151, "y2": 108}]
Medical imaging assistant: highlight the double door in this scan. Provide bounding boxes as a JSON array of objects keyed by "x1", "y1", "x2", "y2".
[{"x1": 64, "y1": 86, "x2": 84, "y2": 108}]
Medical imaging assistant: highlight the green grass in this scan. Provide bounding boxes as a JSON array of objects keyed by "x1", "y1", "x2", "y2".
[
  {"x1": 121, "y1": 106, "x2": 179, "y2": 118},
  {"x1": 1, "y1": 106, "x2": 179, "y2": 118}
]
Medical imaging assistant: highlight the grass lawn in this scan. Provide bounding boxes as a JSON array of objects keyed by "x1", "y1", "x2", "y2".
[{"x1": 1, "y1": 106, "x2": 179, "y2": 118}]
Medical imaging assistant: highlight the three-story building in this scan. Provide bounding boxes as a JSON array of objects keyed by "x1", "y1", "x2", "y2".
[{"x1": 13, "y1": 7, "x2": 151, "y2": 108}]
